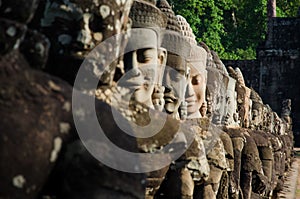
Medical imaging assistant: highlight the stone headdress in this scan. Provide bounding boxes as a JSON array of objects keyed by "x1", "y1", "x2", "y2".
[
  {"x1": 250, "y1": 88, "x2": 264, "y2": 115},
  {"x1": 128, "y1": 0, "x2": 167, "y2": 49},
  {"x1": 176, "y1": 15, "x2": 196, "y2": 45},
  {"x1": 228, "y1": 66, "x2": 246, "y2": 86},
  {"x1": 176, "y1": 15, "x2": 206, "y2": 72},
  {"x1": 157, "y1": 0, "x2": 180, "y2": 32},
  {"x1": 157, "y1": 0, "x2": 190, "y2": 59},
  {"x1": 250, "y1": 88, "x2": 263, "y2": 103},
  {"x1": 129, "y1": 0, "x2": 167, "y2": 29}
]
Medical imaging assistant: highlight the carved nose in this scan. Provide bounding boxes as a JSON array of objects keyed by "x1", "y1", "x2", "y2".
[
  {"x1": 131, "y1": 51, "x2": 138, "y2": 70},
  {"x1": 131, "y1": 67, "x2": 141, "y2": 77},
  {"x1": 124, "y1": 51, "x2": 139, "y2": 72},
  {"x1": 185, "y1": 82, "x2": 195, "y2": 98}
]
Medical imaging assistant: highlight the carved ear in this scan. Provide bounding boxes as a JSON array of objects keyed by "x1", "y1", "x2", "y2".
[
  {"x1": 156, "y1": 47, "x2": 167, "y2": 85},
  {"x1": 158, "y1": 47, "x2": 167, "y2": 66}
]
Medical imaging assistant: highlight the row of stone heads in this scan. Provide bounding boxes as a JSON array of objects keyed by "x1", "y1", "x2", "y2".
[
  {"x1": 0, "y1": 0, "x2": 292, "y2": 133},
  {"x1": 80, "y1": 0, "x2": 291, "y2": 136}
]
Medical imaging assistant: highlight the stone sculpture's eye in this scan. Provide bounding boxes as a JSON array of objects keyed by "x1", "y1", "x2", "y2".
[
  {"x1": 170, "y1": 71, "x2": 184, "y2": 82},
  {"x1": 137, "y1": 48, "x2": 156, "y2": 64},
  {"x1": 191, "y1": 75, "x2": 202, "y2": 85}
]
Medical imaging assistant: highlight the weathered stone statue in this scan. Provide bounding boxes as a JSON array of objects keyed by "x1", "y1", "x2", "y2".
[
  {"x1": 124, "y1": 0, "x2": 167, "y2": 108},
  {"x1": 176, "y1": 15, "x2": 232, "y2": 199},
  {"x1": 203, "y1": 54, "x2": 239, "y2": 199},
  {"x1": 158, "y1": 14, "x2": 191, "y2": 120},
  {"x1": 32, "y1": 0, "x2": 151, "y2": 198},
  {"x1": 223, "y1": 77, "x2": 240, "y2": 127},
  {"x1": 281, "y1": 99, "x2": 294, "y2": 170},
  {"x1": 281, "y1": 99, "x2": 293, "y2": 131},
  {"x1": 250, "y1": 89, "x2": 275, "y2": 195},
  {"x1": 123, "y1": 1, "x2": 171, "y2": 198},
  {"x1": 227, "y1": 66, "x2": 270, "y2": 199},
  {"x1": 228, "y1": 67, "x2": 252, "y2": 128},
  {"x1": 186, "y1": 45, "x2": 208, "y2": 119},
  {"x1": 0, "y1": 1, "x2": 74, "y2": 198},
  {"x1": 148, "y1": 2, "x2": 196, "y2": 198},
  {"x1": 207, "y1": 65, "x2": 229, "y2": 125},
  {"x1": 1, "y1": 0, "x2": 295, "y2": 198},
  {"x1": 40, "y1": 0, "x2": 133, "y2": 86},
  {"x1": 257, "y1": 103, "x2": 285, "y2": 194},
  {"x1": 169, "y1": 13, "x2": 211, "y2": 198},
  {"x1": 213, "y1": 70, "x2": 241, "y2": 199},
  {"x1": 250, "y1": 89, "x2": 265, "y2": 130}
]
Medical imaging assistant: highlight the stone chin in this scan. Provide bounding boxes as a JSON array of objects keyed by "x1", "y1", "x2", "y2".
[{"x1": 164, "y1": 102, "x2": 177, "y2": 114}]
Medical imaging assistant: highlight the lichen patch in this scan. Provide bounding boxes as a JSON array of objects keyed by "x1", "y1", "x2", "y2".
[
  {"x1": 48, "y1": 80, "x2": 61, "y2": 91},
  {"x1": 12, "y1": 175, "x2": 26, "y2": 189},
  {"x1": 6, "y1": 26, "x2": 16, "y2": 37},
  {"x1": 50, "y1": 137, "x2": 63, "y2": 162},
  {"x1": 63, "y1": 101, "x2": 71, "y2": 112},
  {"x1": 100, "y1": 5, "x2": 110, "y2": 19},
  {"x1": 59, "y1": 122, "x2": 71, "y2": 134}
]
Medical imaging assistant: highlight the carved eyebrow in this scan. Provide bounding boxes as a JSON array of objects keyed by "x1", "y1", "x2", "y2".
[
  {"x1": 137, "y1": 48, "x2": 155, "y2": 55},
  {"x1": 137, "y1": 48, "x2": 156, "y2": 62}
]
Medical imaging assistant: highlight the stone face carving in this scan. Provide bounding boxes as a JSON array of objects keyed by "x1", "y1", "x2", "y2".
[
  {"x1": 228, "y1": 66, "x2": 252, "y2": 128},
  {"x1": 35, "y1": 0, "x2": 149, "y2": 198},
  {"x1": 281, "y1": 99, "x2": 292, "y2": 130},
  {"x1": 19, "y1": 30, "x2": 50, "y2": 70},
  {"x1": 159, "y1": 15, "x2": 190, "y2": 119},
  {"x1": 206, "y1": 67, "x2": 229, "y2": 125},
  {"x1": 250, "y1": 88, "x2": 264, "y2": 129},
  {"x1": 0, "y1": 0, "x2": 295, "y2": 198},
  {"x1": 122, "y1": 1, "x2": 174, "y2": 198},
  {"x1": 40, "y1": 0, "x2": 133, "y2": 85},
  {"x1": 176, "y1": 15, "x2": 233, "y2": 199},
  {"x1": 186, "y1": 45, "x2": 208, "y2": 119},
  {"x1": 163, "y1": 50, "x2": 189, "y2": 119},
  {"x1": 224, "y1": 76, "x2": 239, "y2": 127}
]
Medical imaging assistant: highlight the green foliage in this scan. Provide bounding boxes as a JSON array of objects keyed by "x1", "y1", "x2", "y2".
[
  {"x1": 276, "y1": 0, "x2": 300, "y2": 17},
  {"x1": 170, "y1": 0, "x2": 228, "y2": 55},
  {"x1": 169, "y1": 0, "x2": 299, "y2": 60}
]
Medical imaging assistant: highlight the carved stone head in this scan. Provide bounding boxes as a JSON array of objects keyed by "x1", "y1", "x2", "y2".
[
  {"x1": 281, "y1": 99, "x2": 292, "y2": 130},
  {"x1": 273, "y1": 112, "x2": 284, "y2": 135},
  {"x1": 262, "y1": 104, "x2": 274, "y2": 133},
  {"x1": 185, "y1": 45, "x2": 207, "y2": 119},
  {"x1": 151, "y1": 14, "x2": 190, "y2": 118},
  {"x1": 122, "y1": 0, "x2": 167, "y2": 107},
  {"x1": 206, "y1": 66, "x2": 229, "y2": 125},
  {"x1": 250, "y1": 88, "x2": 264, "y2": 129},
  {"x1": 176, "y1": 16, "x2": 208, "y2": 119},
  {"x1": 162, "y1": 45, "x2": 189, "y2": 118},
  {"x1": 200, "y1": 43, "x2": 230, "y2": 124},
  {"x1": 42, "y1": 0, "x2": 132, "y2": 57},
  {"x1": 228, "y1": 66, "x2": 251, "y2": 128},
  {"x1": 153, "y1": 0, "x2": 180, "y2": 112},
  {"x1": 224, "y1": 76, "x2": 239, "y2": 127},
  {"x1": 40, "y1": 0, "x2": 133, "y2": 84},
  {"x1": 176, "y1": 15, "x2": 207, "y2": 120}
]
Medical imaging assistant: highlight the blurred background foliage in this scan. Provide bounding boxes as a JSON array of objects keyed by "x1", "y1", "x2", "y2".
[{"x1": 169, "y1": 0, "x2": 300, "y2": 60}]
